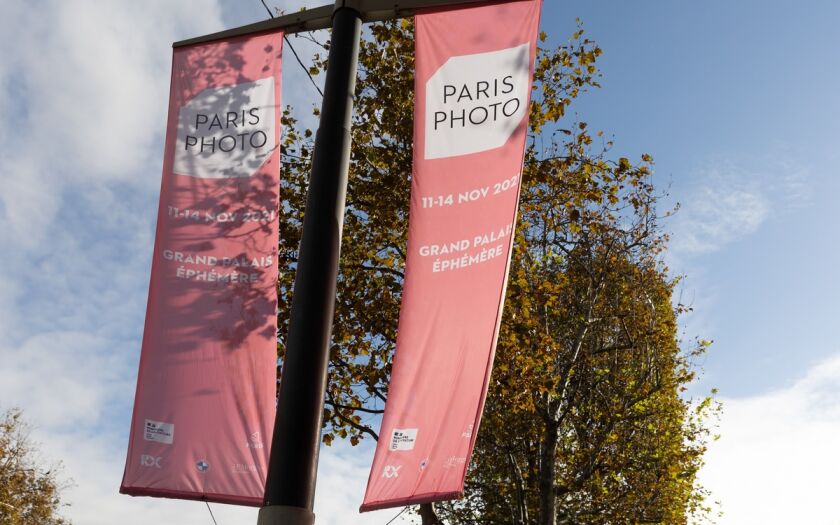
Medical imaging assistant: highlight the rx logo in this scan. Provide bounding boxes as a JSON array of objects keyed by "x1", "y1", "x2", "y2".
[
  {"x1": 140, "y1": 454, "x2": 162, "y2": 468},
  {"x1": 382, "y1": 465, "x2": 402, "y2": 479},
  {"x1": 196, "y1": 460, "x2": 210, "y2": 472},
  {"x1": 246, "y1": 431, "x2": 264, "y2": 449}
]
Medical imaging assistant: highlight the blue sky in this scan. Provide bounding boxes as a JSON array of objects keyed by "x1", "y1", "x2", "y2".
[
  {"x1": 0, "y1": 0, "x2": 837, "y2": 524},
  {"x1": 542, "y1": 0, "x2": 840, "y2": 397}
]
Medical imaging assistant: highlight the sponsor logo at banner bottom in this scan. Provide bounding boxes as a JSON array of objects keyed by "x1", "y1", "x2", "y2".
[
  {"x1": 246, "y1": 431, "x2": 264, "y2": 449},
  {"x1": 389, "y1": 428, "x2": 418, "y2": 451},
  {"x1": 144, "y1": 419, "x2": 174, "y2": 445},
  {"x1": 232, "y1": 463, "x2": 258, "y2": 474},
  {"x1": 196, "y1": 460, "x2": 210, "y2": 472},
  {"x1": 462, "y1": 424, "x2": 473, "y2": 438},
  {"x1": 382, "y1": 465, "x2": 402, "y2": 479},
  {"x1": 444, "y1": 456, "x2": 467, "y2": 468},
  {"x1": 140, "y1": 454, "x2": 162, "y2": 468}
]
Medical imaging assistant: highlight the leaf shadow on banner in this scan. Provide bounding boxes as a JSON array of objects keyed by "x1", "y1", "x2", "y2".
[{"x1": 152, "y1": 39, "x2": 281, "y2": 359}]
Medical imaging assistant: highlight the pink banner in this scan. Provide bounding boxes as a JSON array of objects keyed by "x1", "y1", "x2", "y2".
[
  {"x1": 120, "y1": 31, "x2": 283, "y2": 506},
  {"x1": 361, "y1": 0, "x2": 542, "y2": 512}
]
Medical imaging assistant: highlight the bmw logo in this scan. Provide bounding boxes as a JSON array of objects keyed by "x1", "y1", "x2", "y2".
[{"x1": 196, "y1": 460, "x2": 209, "y2": 472}]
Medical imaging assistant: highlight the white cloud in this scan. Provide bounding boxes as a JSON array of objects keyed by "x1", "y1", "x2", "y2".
[
  {"x1": 669, "y1": 154, "x2": 813, "y2": 259},
  {"x1": 670, "y1": 171, "x2": 769, "y2": 257},
  {"x1": 0, "y1": 332, "x2": 132, "y2": 429},
  {"x1": 698, "y1": 353, "x2": 840, "y2": 524},
  {"x1": 0, "y1": 0, "x2": 225, "y2": 248}
]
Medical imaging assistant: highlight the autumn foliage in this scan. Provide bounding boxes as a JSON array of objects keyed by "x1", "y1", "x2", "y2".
[
  {"x1": 277, "y1": 18, "x2": 716, "y2": 524},
  {"x1": 0, "y1": 408, "x2": 70, "y2": 525}
]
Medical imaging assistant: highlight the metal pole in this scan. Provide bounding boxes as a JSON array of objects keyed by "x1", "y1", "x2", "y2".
[{"x1": 257, "y1": 2, "x2": 362, "y2": 524}]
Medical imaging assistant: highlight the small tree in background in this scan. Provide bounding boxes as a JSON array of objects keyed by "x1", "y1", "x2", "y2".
[{"x1": 0, "y1": 408, "x2": 71, "y2": 525}]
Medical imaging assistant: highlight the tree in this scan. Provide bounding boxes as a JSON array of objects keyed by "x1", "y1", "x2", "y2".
[
  {"x1": 0, "y1": 408, "x2": 70, "y2": 525},
  {"x1": 435, "y1": 130, "x2": 717, "y2": 523},
  {"x1": 277, "y1": 17, "x2": 717, "y2": 524}
]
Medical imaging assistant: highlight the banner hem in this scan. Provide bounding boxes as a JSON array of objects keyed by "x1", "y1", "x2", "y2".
[
  {"x1": 359, "y1": 490, "x2": 464, "y2": 513},
  {"x1": 119, "y1": 485, "x2": 262, "y2": 507}
]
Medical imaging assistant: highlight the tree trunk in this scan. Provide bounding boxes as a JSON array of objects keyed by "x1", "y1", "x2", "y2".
[
  {"x1": 538, "y1": 421, "x2": 559, "y2": 525},
  {"x1": 420, "y1": 502, "x2": 443, "y2": 524},
  {"x1": 508, "y1": 451, "x2": 529, "y2": 524}
]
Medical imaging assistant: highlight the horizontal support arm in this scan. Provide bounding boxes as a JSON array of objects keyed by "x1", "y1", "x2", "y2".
[{"x1": 173, "y1": 0, "x2": 526, "y2": 47}]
